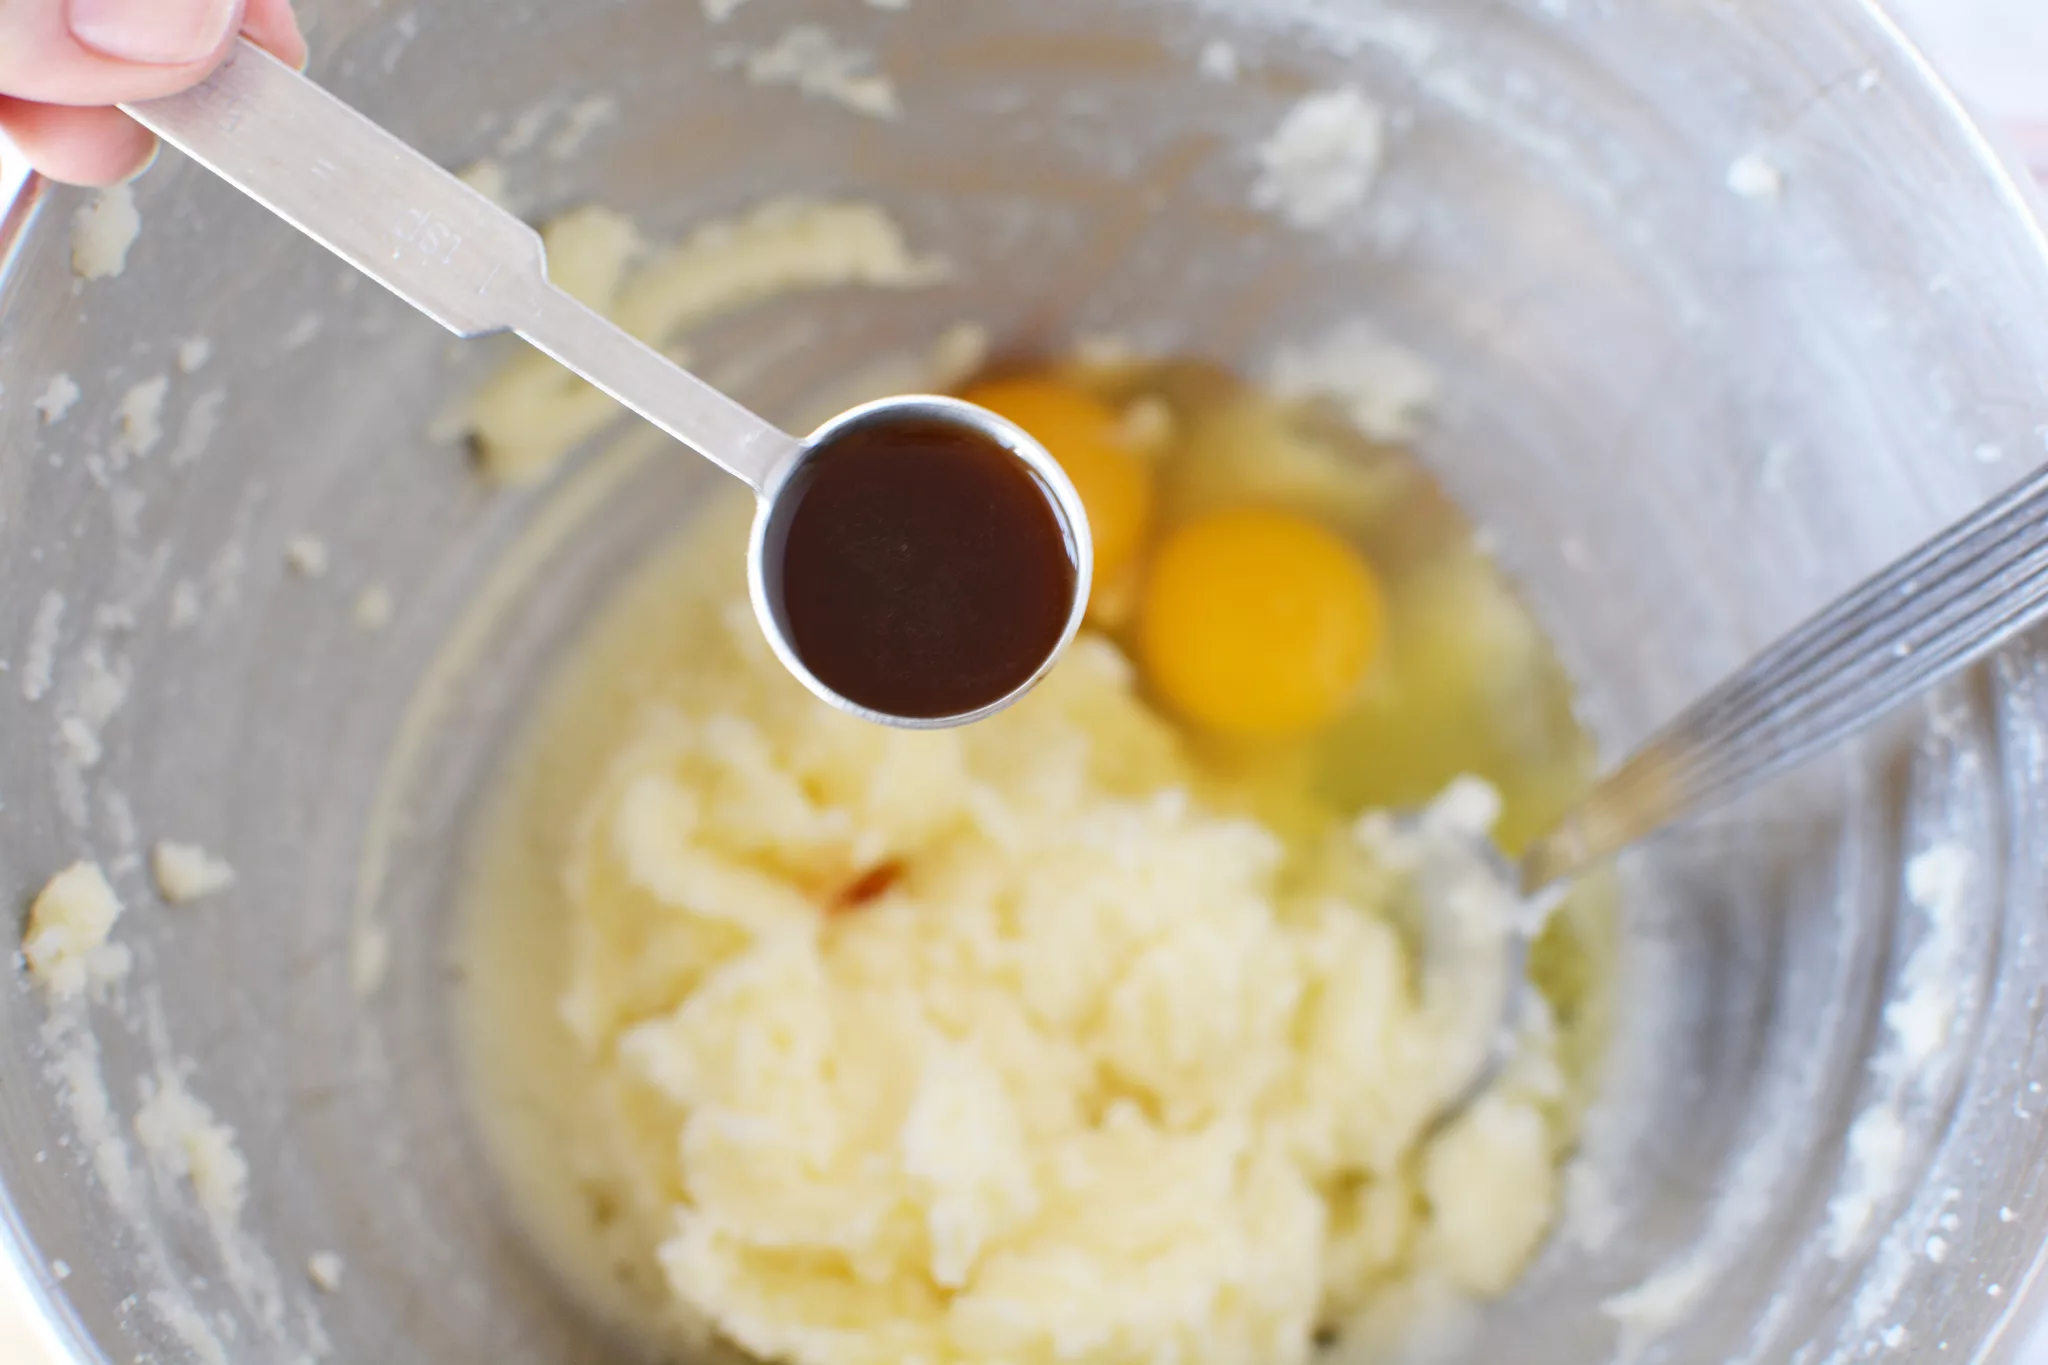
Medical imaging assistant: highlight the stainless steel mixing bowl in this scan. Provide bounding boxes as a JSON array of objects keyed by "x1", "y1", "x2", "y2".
[{"x1": 5, "y1": 1, "x2": 2048, "y2": 1362}]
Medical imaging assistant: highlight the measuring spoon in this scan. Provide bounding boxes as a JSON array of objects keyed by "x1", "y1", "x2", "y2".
[{"x1": 121, "y1": 39, "x2": 1093, "y2": 729}]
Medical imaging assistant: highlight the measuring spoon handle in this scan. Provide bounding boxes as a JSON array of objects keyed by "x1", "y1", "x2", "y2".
[{"x1": 122, "y1": 38, "x2": 801, "y2": 491}]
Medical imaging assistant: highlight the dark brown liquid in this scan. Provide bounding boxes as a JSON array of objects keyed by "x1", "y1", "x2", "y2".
[{"x1": 768, "y1": 417, "x2": 1078, "y2": 720}]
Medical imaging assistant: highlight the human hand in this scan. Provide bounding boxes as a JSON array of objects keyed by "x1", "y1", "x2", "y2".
[{"x1": 0, "y1": 0, "x2": 305, "y2": 186}]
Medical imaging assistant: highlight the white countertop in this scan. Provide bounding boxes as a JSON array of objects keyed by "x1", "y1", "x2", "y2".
[{"x1": 1, "y1": 2, "x2": 2042, "y2": 1361}]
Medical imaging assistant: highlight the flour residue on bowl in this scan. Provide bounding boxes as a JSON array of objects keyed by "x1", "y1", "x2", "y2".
[
  {"x1": 23, "y1": 862, "x2": 129, "y2": 1001},
  {"x1": 70, "y1": 183, "x2": 140, "y2": 281},
  {"x1": 111, "y1": 375, "x2": 170, "y2": 465},
  {"x1": 19, "y1": 860, "x2": 329, "y2": 1364},
  {"x1": 150, "y1": 840, "x2": 238, "y2": 904},
  {"x1": 1265, "y1": 322, "x2": 1437, "y2": 445},
  {"x1": 34, "y1": 372, "x2": 81, "y2": 425},
  {"x1": 133, "y1": 1068, "x2": 250, "y2": 1241},
  {"x1": 21, "y1": 591, "x2": 65, "y2": 703},
  {"x1": 729, "y1": 26, "x2": 901, "y2": 119},
  {"x1": 1252, "y1": 87, "x2": 1386, "y2": 230}
]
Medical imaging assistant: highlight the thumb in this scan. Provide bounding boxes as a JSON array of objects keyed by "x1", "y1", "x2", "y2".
[{"x1": 0, "y1": 0, "x2": 249, "y2": 106}]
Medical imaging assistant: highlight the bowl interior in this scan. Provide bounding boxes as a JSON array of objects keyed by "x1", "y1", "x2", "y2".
[{"x1": 5, "y1": 1, "x2": 2048, "y2": 1362}]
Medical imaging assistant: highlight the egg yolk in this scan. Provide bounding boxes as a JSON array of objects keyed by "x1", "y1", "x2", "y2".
[
  {"x1": 1140, "y1": 507, "x2": 1383, "y2": 738},
  {"x1": 961, "y1": 376, "x2": 1152, "y2": 622}
]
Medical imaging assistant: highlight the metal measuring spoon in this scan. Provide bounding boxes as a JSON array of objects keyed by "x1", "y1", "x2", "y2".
[
  {"x1": 1423, "y1": 463, "x2": 2048, "y2": 1126},
  {"x1": 120, "y1": 40, "x2": 1092, "y2": 730}
]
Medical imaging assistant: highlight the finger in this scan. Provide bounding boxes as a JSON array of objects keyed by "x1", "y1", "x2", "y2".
[
  {"x1": 0, "y1": 0, "x2": 246, "y2": 107},
  {"x1": 0, "y1": 98, "x2": 157, "y2": 186},
  {"x1": 241, "y1": 0, "x2": 306, "y2": 70}
]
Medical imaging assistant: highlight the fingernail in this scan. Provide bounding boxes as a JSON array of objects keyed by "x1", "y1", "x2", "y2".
[{"x1": 68, "y1": 0, "x2": 239, "y2": 66}]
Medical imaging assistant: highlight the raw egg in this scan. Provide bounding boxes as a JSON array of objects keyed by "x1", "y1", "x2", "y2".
[
  {"x1": 1140, "y1": 507, "x2": 1383, "y2": 738},
  {"x1": 963, "y1": 376, "x2": 1153, "y2": 622}
]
